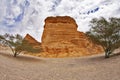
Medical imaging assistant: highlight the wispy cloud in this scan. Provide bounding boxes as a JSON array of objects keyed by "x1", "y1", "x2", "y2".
[{"x1": 0, "y1": 0, "x2": 120, "y2": 41}]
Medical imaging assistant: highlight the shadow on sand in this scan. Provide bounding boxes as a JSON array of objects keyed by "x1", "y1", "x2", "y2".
[
  {"x1": 111, "y1": 52, "x2": 120, "y2": 57},
  {"x1": 89, "y1": 52, "x2": 120, "y2": 61},
  {"x1": 0, "y1": 52, "x2": 45, "y2": 62}
]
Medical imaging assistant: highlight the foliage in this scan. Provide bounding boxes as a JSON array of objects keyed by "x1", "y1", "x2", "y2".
[
  {"x1": 0, "y1": 33, "x2": 42, "y2": 57},
  {"x1": 22, "y1": 40, "x2": 42, "y2": 53},
  {"x1": 87, "y1": 17, "x2": 120, "y2": 58},
  {"x1": 0, "y1": 33, "x2": 23, "y2": 57}
]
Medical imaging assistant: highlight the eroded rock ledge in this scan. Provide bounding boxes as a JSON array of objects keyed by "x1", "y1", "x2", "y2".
[{"x1": 41, "y1": 16, "x2": 103, "y2": 57}]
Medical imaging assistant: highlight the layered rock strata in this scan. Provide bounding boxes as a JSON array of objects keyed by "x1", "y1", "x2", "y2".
[
  {"x1": 24, "y1": 34, "x2": 42, "y2": 51},
  {"x1": 41, "y1": 16, "x2": 103, "y2": 57}
]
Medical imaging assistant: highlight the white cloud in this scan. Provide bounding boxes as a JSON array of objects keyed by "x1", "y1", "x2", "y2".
[{"x1": 0, "y1": 0, "x2": 120, "y2": 42}]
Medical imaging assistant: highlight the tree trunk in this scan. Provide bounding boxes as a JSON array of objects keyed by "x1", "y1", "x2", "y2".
[
  {"x1": 14, "y1": 52, "x2": 17, "y2": 57},
  {"x1": 105, "y1": 52, "x2": 110, "y2": 58},
  {"x1": 105, "y1": 49, "x2": 112, "y2": 58}
]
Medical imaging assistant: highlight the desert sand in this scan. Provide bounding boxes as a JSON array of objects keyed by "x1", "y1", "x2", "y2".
[{"x1": 0, "y1": 49, "x2": 120, "y2": 80}]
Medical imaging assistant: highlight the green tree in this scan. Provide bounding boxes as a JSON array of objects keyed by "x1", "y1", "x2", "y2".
[
  {"x1": 87, "y1": 17, "x2": 120, "y2": 58},
  {"x1": 0, "y1": 33, "x2": 23, "y2": 57},
  {"x1": 0, "y1": 33, "x2": 42, "y2": 57}
]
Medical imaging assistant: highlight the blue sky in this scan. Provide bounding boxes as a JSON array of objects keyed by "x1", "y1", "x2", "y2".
[{"x1": 0, "y1": 0, "x2": 120, "y2": 41}]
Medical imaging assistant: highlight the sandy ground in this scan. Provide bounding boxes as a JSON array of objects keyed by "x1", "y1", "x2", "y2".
[{"x1": 0, "y1": 50, "x2": 120, "y2": 80}]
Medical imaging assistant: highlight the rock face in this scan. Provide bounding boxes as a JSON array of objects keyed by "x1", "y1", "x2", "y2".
[
  {"x1": 41, "y1": 16, "x2": 103, "y2": 57},
  {"x1": 24, "y1": 34, "x2": 40, "y2": 45},
  {"x1": 24, "y1": 34, "x2": 42, "y2": 51},
  {"x1": 42, "y1": 16, "x2": 78, "y2": 44}
]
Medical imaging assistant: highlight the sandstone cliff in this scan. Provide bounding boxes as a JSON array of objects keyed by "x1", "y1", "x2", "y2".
[
  {"x1": 24, "y1": 34, "x2": 40, "y2": 45},
  {"x1": 41, "y1": 16, "x2": 103, "y2": 57},
  {"x1": 24, "y1": 34, "x2": 42, "y2": 52}
]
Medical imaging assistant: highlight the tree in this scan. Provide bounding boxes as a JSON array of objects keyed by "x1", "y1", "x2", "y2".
[
  {"x1": 0, "y1": 33, "x2": 24, "y2": 57},
  {"x1": 0, "y1": 33, "x2": 42, "y2": 57},
  {"x1": 87, "y1": 17, "x2": 120, "y2": 58}
]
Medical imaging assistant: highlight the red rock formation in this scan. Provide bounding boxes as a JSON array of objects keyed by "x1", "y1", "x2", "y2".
[
  {"x1": 42, "y1": 16, "x2": 78, "y2": 44},
  {"x1": 24, "y1": 34, "x2": 42, "y2": 51},
  {"x1": 24, "y1": 34, "x2": 40, "y2": 45},
  {"x1": 41, "y1": 16, "x2": 103, "y2": 57}
]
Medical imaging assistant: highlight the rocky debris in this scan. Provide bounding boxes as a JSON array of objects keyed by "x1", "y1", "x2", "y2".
[{"x1": 41, "y1": 16, "x2": 103, "y2": 57}]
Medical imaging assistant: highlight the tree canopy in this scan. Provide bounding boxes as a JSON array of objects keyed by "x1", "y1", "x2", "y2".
[
  {"x1": 0, "y1": 33, "x2": 42, "y2": 57},
  {"x1": 0, "y1": 33, "x2": 23, "y2": 57},
  {"x1": 87, "y1": 17, "x2": 120, "y2": 58}
]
